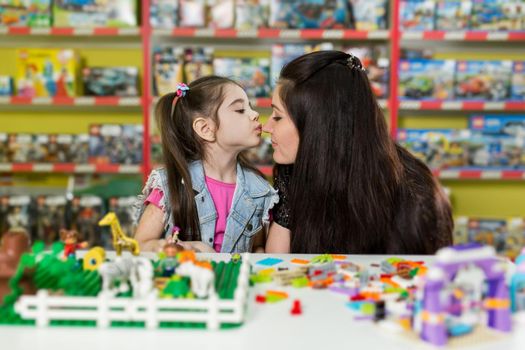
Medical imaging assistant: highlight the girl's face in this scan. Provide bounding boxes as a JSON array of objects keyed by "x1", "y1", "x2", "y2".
[
  {"x1": 263, "y1": 85, "x2": 300, "y2": 164},
  {"x1": 215, "y1": 84, "x2": 262, "y2": 151}
]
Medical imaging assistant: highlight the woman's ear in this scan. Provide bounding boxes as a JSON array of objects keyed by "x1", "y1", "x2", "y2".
[{"x1": 193, "y1": 117, "x2": 216, "y2": 142}]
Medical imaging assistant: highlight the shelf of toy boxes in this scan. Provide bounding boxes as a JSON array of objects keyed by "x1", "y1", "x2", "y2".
[
  {"x1": 0, "y1": 163, "x2": 142, "y2": 174},
  {"x1": 0, "y1": 27, "x2": 142, "y2": 36},
  {"x1": 401, "y1": 30, "x2": 525, "y2": 41}
]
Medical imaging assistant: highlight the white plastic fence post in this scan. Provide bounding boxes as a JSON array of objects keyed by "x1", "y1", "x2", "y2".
[
  {"x1": 146, "y1": 291, "x2": 157, "y2": 329},
  {"x1": 97, "y1": 293, "x2": 110, "y2": 328},
  {"x1": 207, "y1": 292, "x2": 219, "y2": 330},
  {"x1": 36, "y1": 290, "x2": 49, "y2": 327}
]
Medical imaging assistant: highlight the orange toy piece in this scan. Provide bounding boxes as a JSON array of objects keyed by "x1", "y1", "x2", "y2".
[{"x1": 177, "y1": 250, "x2": 196, "y2": 263}]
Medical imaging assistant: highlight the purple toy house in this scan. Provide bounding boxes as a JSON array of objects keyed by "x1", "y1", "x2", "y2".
[{"x1": 420, "y1": 243, "x2": 512, "y2": 346}]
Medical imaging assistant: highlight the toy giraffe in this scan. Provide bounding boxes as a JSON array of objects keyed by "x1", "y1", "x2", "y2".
[{"x1": 98, "y1": 212, "x2": 140, "y2": 256}]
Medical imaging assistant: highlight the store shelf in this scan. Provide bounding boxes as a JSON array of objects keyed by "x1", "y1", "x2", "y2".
[
  {"x1": 399, "y1": 100, "x2": 525, "y2": 112},
  {"x1": 153, "y1": 28, "x2": 390, "y2": 40},
  {"x1": 0, "y1": 96, "x2": 142, "y2": 107},
  {"x1": 0, "y1": 27, "x2": 142, "y2": 36},
  {"x1": 0, "y1": 163, "x2": 142, "y2": 174},
  {"x1": 433, "y1": 169, "x2": 525, "y2": 180},
  {"x1": 402, "y1": 31, "x2": 525, "y2": 42}
]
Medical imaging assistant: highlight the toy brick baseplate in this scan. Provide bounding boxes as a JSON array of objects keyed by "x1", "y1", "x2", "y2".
[
  {"x1": 0, "y1": 213, "x2": 251, "y2": 330},
  {"x1": 249, "y1": 244, "x2": 525, "y2": 347}
]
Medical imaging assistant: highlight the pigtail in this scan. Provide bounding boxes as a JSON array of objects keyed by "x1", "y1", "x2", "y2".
[{"x1": 155, "y1": 93, "x2": 201, "y2": 241}]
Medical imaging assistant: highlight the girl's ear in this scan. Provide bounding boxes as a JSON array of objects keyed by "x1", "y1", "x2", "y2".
[{"x1": 193, "y1": 117, "x2": 216, "y2": 142}]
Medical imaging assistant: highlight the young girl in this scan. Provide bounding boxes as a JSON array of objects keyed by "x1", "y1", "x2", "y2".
[{"x1": 134, "y1": 76, "x2": 278, "y2": 253}]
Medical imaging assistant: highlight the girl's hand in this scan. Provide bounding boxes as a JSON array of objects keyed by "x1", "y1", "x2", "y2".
[{"x1": 178, "y1": 241, "x2": 216, "y2": 253}]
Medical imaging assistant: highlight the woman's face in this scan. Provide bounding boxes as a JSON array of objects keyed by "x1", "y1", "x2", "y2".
[{"x1": 262, "y1": 85, "x2": 300, "y2": 164}]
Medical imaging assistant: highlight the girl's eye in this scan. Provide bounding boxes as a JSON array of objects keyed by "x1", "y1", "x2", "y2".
[{"x1": 235, "y1": 109, "x2": 245, "y2": 114}]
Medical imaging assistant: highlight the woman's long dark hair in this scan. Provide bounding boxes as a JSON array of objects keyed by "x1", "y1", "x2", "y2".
[
  {"x1": 277, "y1": 50, "x2": 453, "y2": 254},
  {"x1": 156, "y1": 75, "x2": 263, "y2": 241}
]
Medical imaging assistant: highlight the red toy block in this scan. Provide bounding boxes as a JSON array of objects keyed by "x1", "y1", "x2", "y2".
[
  {"x1": 255, "y1": 295, "x2": 266, "y2": 303},
  {"x1": 291, "y1": 300, "x2": 302, "y2": 315}
]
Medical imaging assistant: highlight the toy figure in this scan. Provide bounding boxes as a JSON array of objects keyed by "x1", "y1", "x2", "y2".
[
  {"x1": 98, "y1": 212, "x2": 140, "y2": 256},
  {"x1": 7, "y1": 206, "x2": 28, "y2": 231},
  {"x1": 60, "y1": 229, "x2": 88, "y2": 259},
  {"x1": 33, "y1": 195, "x2": 52, "y2": 243}
]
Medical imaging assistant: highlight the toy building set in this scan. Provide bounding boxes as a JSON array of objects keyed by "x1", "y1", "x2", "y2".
[
  {"x1": 0, "y1": 0, "x2": 52, "y2": 27},
  {"x1": 399, "y1": 59, "x2": 455, "y2": 100},
  {"x1": 82, "y1": 67, "x2": 139, "y2": 97},
  {"x1": 269, "y1": 0, "x2": 350, "y2": 29},
  {"x1": 52, "y1": 0, "x2": 137, "y2": 28},
  {"x1": 400, "y1": 0, "x2": 436, "y2": 31},
  {"x1": 16, "y1": 49, "x2": 77, "y2": 98},
  {"x1": 235, "y1": 0, "x2": 270, "y2": 30},
  {"x1": 213, "y1": 57, "x2": 271, "y2": 98},
  {"x1": 455, "y1": 60, "x2": 512, "y2": 101},
  {"x1": 349, "y1": 0, "x2": 388, "y2": 30},
  {"x1": 435, "y1": 0, "x2": 472, "y2": 30},
  {"x1": 150, "y1": 0, "x2": 178, "y2": 28},
  {"x1": 0, "y1": 76, "x2": 14, "y2": 96},
  {"x1": 88, "y1": 124, "x2": 143, "y2": 165}
]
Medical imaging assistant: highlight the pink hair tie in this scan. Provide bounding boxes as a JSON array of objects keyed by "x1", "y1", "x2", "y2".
[{"x1": 171, "y1": 83, "x2": 189, "y2": 114}]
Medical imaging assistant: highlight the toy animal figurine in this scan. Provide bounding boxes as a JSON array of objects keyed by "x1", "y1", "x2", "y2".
[
  {"x1": 0, "y1": 229, "x2": 33, "y2": 301},
  {"x1": 98, "y1": 212, "x2": 139, "y2": 256},
  {"x1": 60, "y1": 229, "x2": 88, "y2": 259},
  {"x1": 98, "y1": 257, "x2": 153, "y2": 298},
  {"x1": 176, "y1": 261, "x2": 215, "y2": 299}
]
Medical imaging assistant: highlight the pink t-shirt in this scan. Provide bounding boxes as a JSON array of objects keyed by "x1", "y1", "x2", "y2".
[{"x1": 145, "y1": 177, "x2": 236, "y2": 252}]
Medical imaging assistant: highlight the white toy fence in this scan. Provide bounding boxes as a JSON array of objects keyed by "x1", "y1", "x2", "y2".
[{"x1": 14, "y1": 254, "x2": 251, "y2": 330}]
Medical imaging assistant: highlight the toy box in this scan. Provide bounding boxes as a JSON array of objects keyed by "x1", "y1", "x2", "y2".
[
  {"x1": 213, "y1": 57, "x2": 271, "y2": 98},
  {"x1": 471, "y1": 0, "x2": 525, "y2": 31},
  {"x1": 349, "y1": 0, "x2": 388, "y2": 30},
  {"x1": 470, "y1": 115, "x2": 525, "y2": 136},
  {"x1": 269, "y1": 0, "x2": 350, "y2": 29},
  {"x1": 466, "y1": 131, "x2": 525, "y2": 169},
  {"x1": 455, "y1": 60, "x2": 512, "y2": 101},
  {"x1": 397, "y1": 128, "x2": 469, "y2": 169},
  {"x1": 209, "y1": 0, "x2": 235, "y2": 28},
  {"x1": 16, "y1": 49, "x2": 77, "y2": 98},
  {"x1": 30, "y1": 195, "x2": 67, "y2": 245},
  {"x1": 0, "y1": 76, "x2": 13, "y2": 96},
  {"x1": 400, "y1": 0, "x2": 436, "y2": 31},
  {"x1": 153, "y1": 46, "x2": 184, "y2": 97},
  {"x1": 82, "y1": 67, "x2": 139, "y2": 97},
  {"x1": 5, "y1": 195, "x2": 31, "y2": 234},
  {"x1": 70, "y1": 133, "x2": 89, "y2": 163},
  {"x1": 67, "y1": 195, "x2": 104, "y2": 248},
  {"x1": 179, "y1": 0, "x2": 207, "y2": 27},
  {"x1": 0, "y1": 133, "x2": 7, "y2": 163},
  {"x1": 0, "y1": 0, "x2": 51, "y2": 27},
  {"x1": 182, "y1": 47, "x2": 214, "y2": 83},
  {"x1": 399, "y1": 59, "x2": 455, "y2": 100},
  {"x1": 53, "y1": 0, "x2": 137, "y2": 28},
  {"x1": 508, "y1": 218, "x2": 525, "y2": 260},
  {"x1": 235, "y1": 0, "x2": 270, "y2": 30},
  {"x1": 512, "y1": 61, "x2": 525, "y2": 101},
  {"x1": 467, "y1": 218, "x2": 509, "y2": 255},
  {"x1": 6, "y1": 133, "x2": 34, "y2": 163},
  {"x1": 271, "y1": 43, "x2": 333, "y2": 87},
  {"x1": 435, "y1": 0, "x2": 472, "y2": 30},
  {"x1": 150, "y1": 0, "x2": 178, "y2": 28},
  {"x1": 346, "y1": 46, "x2": 389, "y2": 98},
  {"x1": 89, "y1": 124, "x2": 143, "y2": 165}
]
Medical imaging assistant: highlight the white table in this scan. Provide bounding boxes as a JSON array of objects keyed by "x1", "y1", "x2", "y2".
[{"x1": 1, "y1": 254, "x2": 524, "y2": 350}]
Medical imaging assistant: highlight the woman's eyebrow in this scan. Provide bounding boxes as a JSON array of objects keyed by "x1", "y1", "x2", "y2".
[{"x1": 271, "y1": 103, "x2": 282, "y2": 112}]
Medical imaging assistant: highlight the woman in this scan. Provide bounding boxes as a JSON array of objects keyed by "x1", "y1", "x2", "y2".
[{"x1": 263, "y1": 50, "x2": 453, "y2": 254}]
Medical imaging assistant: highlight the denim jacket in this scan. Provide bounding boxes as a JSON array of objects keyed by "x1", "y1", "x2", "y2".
[{"x1": 134, "y1": 160, "x2": 279, "y2": 253}]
